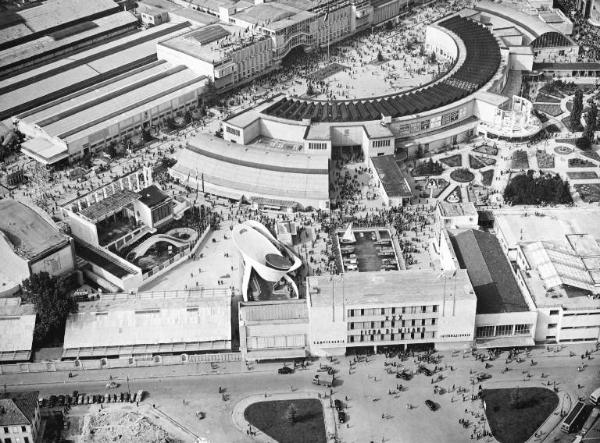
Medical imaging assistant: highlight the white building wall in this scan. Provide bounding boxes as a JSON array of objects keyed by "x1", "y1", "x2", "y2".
[{"x1": 30, "y1": 244, "x2": 75, "y2": 278}]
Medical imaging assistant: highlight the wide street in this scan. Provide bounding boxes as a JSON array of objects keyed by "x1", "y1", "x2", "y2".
[{"x1": 3, "y1": 344, "x2": 600, "y2": 443}]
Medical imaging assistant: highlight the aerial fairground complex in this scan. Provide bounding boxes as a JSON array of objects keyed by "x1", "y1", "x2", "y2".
[{"x1": 4, "y1": 0, "x2": 600, "y2": 441}]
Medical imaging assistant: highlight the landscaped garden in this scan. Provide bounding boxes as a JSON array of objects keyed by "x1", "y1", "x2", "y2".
[
  {"x1": 483, "y1": 388, "x2": 559, "y2": 443},
  {"x1": 575, "y1": 183, "x2": 600, "y2": 202},
  {"x1": 439, "y1": 154, "x2": 462, "y2": 168},
  {"x1": 569, "y1": 157, "x2": 597, "y2": 168},
  {"x1": 244, "y1": 399, "x2": 326, "y2": 443},
  {"x1": 481, "y1": 169, "x2": 494, "y2": 186},
  {"x1": 472, "y1": 144, "x2": 498, "y2": 156},
  {"x1": 450, "y1": 168, "x2": 474, "y2": 183},
  {"x1": 533, "y1": 103, "x2": 562, "y2": 117},
  {"x1": 411, "y1": 158, "x2": 444, "y2": 177},
  {"x1": 535, "y1": 150, "x2": 555, "y2": 169},
  {"x1": 581, "y1": 150, "x2": 600, "y2": 162},
  {"x1": 504, "y1": 171, "x2": 572, "y2": 205},
  {"x1": 567, "y1": 171, "x2": 599, "y2": 180},
  {"x1": 511, "y1": 150, "x2": 529, "y2": 170},
  {"x1": 469, "y1": 154, "x2": 496, "y2": 170}
]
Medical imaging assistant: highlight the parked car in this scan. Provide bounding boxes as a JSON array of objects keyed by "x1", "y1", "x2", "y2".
[
  {"x1": 338, "y1": 411, "x2": 347, "y2": 423},
  {"x1": 334, "y1": 399, "x2": 343, "y2": 411},
  {"x1": 425, "y1": 400, "x2": 438, "y2": 411},
  {"x1": 120, "y1": 392, "x2": 125, "y2": 402},
  {"x1": 278, "y1": 366, "x2": 294, "y2": 375},
  {"x1": 476, "y1": 372, "x2": 492, "y2": 382}
]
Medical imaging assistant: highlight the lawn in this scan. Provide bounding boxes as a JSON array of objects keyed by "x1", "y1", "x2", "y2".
[
  {"x1": 481, "y1": 169, "x2": 494, "y2": 186},
  {"x1": 569, "y1": 158, "x2": 597, "y2": 168},
  {"x1": 576, "y1": 183, "x2": 600, "y2": 202},
  {"x1": 439, "y1": 154, "x2": 462, "y2": 168},
  {"x1": 533, "y1": 103, "x2": 562, "y2": 117},
  {"x1": 483, "y1": 388, "x2": 558, "y2": 443},
  {"x1": 581, "y1": 150, "x2": 600, "y2": 162},
  {"x1": 511, "y1": 150, "x2": 529, "y2": 169},
  {"x1": 536, "y1": 150, "x2": 555, "y2": 169},
  {"x1": 244, "y1": 399, "x2": 326, "y2": 443},
  {"x1": 567, "y1": 171, "x2": 599, "y2": 180},
  {"x1": 535, "y1": 93, "x2": 561, "y2": 103},
  {"x1": 450, "y1": 168, "x2": 475, "y2": 183},
  {"x1": 469, "y1": 154, "x2": 496, "y2": 169}
]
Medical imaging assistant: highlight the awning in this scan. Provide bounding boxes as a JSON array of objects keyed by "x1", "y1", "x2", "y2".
[
  {"x1": 21, "y1": 137, "x2": 68, "y2": 164},
  {"x1": 475, "y1": 336, "x2": 535, "y2": 349}
]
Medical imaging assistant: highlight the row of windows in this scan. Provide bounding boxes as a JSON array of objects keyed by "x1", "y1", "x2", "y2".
[
  {"x1": 476, "y1": 324, "x2": 531, "y2": 338},
  {"x1": 372, "y1": 139, "x2": 391, "y2": 148},
  {"x1": 563, "y1": 312, "x2": 600, "y2": 317},
  {"x1": 225, "y1": 126, "x2": 240, "y2": 136},
  {"x1": 348, "y1": 318, "x2": 436, "y2": 330},
  {"x1": 308, "y1": 142, "x2": 327, "y2": 150},
  {"x1": 562, "y1": 326, "x2": 600, "y2": 330},
  {"x1": 395, "y1": 108, "x2": 467, "y2": 136},
  {"x1": 2, "y1": 427, "x2": 28, "y2": 434},
  {"x1": 348, "y1": 305, "x2": 438, "y2": 317}
]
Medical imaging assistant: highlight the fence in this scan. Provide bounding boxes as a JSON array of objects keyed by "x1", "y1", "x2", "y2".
[{"x1": 0, "y1": 352, "x2": 241, "y2": 375}]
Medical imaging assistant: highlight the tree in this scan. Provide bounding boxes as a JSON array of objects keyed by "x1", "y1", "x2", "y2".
[
  {"x1": 385, "y1": 20, "x2": 394, "y2": 31},
  {"x1": 377, "y1": 50, "x2": 384, "y2": 63},
  {"x1": 571, "y1": 89, "x2": 584, "y2": 131},
  {"x1": 306, "y1": 83, "x2": 315, "y2": 96},
  {"x1": 21, "y1": 272, "x2": 77, "y2": 347},
  {"x1": 576, "y1": 136, "x2": 592, "y2": 151},
  {"x1": 284, "y1": 402, "x2": 298, "y2": 424},
  {"x1": 583, "y1": 101, "x2": 598, "y2": 143}
]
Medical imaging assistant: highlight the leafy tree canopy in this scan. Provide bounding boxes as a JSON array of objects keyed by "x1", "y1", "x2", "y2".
[{"x1": 21, "y1": 272, "x2": 77, "y2": 347}]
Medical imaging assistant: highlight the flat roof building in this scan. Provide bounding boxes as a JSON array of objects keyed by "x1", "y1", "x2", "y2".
[
  {"x1": 0, "y1": 199, "x2": 75, "y2": 287},
  {"x1": 2, "y1": 21, "x2": 192, "y2": 122},
  {"x1": 0, "y1": 298, "x2": 36, "y2": 363},
  {"x1": 16, "y1": 59, "x2": 208, "y2": 164},
  {"x1": 306, "y1": 269, "x2": 478, "y2": 356},
  {"x1": 62, "y1": 290, "x2": 231, "y2": 359},
  {"x1": 0, "y1": 0, "x2": 119, "y2": 49}
]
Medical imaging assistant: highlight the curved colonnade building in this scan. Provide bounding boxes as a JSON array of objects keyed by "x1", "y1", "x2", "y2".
[{"x1": 171, "y1": 9, "x2": 548, "y2": 209}]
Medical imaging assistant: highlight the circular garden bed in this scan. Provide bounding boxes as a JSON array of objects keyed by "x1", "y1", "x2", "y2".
[
  {"x1": 554, "y1": 145, "x2": 573, "y2": 156},
  {"x1": 450, "y1": 168, "x2": 475, "y2": 183}
]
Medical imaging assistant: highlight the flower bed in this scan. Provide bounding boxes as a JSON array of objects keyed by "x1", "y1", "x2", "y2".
[
  {"x1": 511, "y1": 150, "x2": 529, "y2": 169},
  {"x1": 535, "y1": 150, "x2": 555, "y2": 169},
  {"x1": 449, "y1": 168, "x2": 474, "y2": 183},
  {"x1": 481, "y1": 169, "x2": 494, "y2": 186},
  {"x1": 469, "y1": 154, "x2": 496, "y2": 169},
  {"x1": 569, "y1": 158, "x2": 597, "y2": 168}
]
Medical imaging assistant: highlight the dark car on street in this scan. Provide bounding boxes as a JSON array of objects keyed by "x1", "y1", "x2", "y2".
[
  {"x1": 334, "y1": 399, "x2": 343, "y2": 411},
  {"x1": 338, "y1": 411, "x2": 347, "y2": 423},
  {"x1": 278, "y1": 366, "x2": 294, "y2": 375},
  {"x1": 425, "y1": 400, "x2": 438, "y2": 411}
]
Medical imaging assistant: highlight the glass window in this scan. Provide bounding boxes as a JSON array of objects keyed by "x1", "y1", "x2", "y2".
[
  {"x1": 515, "y1": 324, "x2": 530, "y2": 335},
  {"x1": 495, "y1": 325, "x2": 513, "y2": 336},
  {"x1": 476, "y1": 326, "x2": 494, "y2": 338}
]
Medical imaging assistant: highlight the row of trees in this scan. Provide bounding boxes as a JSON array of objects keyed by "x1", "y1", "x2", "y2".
[{"x1": 503, "y1": 170, "x2": 572, "y2": 205}]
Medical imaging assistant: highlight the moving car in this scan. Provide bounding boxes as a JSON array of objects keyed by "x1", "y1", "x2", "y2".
[{"x1": 278, "y1": 366, "x2": 294, "y2": 375}]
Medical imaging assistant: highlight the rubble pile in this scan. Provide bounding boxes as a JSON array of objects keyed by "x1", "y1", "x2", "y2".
[{"x1": 80, "y1": 408, "x2": 174, "y2": 442}]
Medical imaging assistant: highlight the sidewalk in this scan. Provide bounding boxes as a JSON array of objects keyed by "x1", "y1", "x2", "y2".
[{"x1": 0, "y1": 359, "x2": 285, "y2": 388}]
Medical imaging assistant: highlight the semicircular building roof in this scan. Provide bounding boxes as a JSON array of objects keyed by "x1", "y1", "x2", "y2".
[{"x1": 262, "y1": 15, "x2": 501, "y2": 123}]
